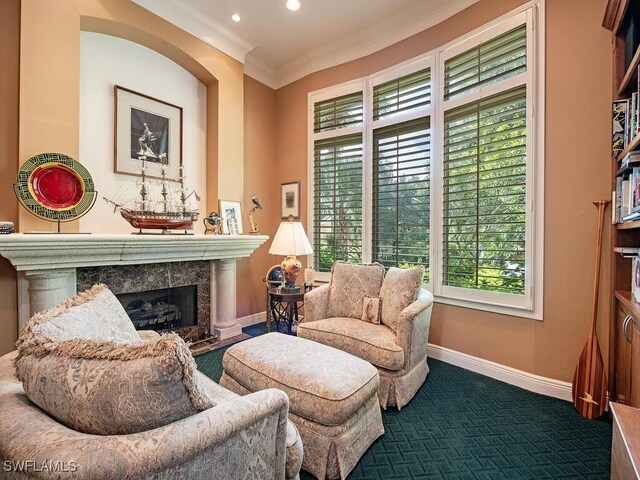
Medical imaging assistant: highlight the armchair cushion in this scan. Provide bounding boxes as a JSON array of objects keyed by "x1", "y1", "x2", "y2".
[
  {"x1": 297, "y1": 317, "x2": 404, "y2": 371},
  {"x1": 15, "y1": 333, "x2": 215, "y2": 435},
  {"x1": 17, "y1": 284, "x2": 139, "y2": 346},
  {"x1": 326, "y1": 261, "x2": 385, "y2": 319},
  {"x1": 379, "y1": 266, "x2": 424, "y2": 333}
]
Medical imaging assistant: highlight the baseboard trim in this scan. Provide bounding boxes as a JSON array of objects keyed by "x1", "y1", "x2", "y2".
[
  {"x1": 236, "y1": 311, "x2": 266, "y2": 328},
  {"x1": 427, "y1": 343, "x2": 573, "y2": 402}
]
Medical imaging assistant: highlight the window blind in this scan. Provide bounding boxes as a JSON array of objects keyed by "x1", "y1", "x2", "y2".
[
  {"x1": 373, "y1": 68, "x2": 431, "y2": 120},
  {"x1": 373, "y1": 117, "x2": 430, "y2": 280},
  {"x1": 442, "y1": 85, "x2": 526, "y2": 294},
  {"x1": 313, "y1": 134, "x2": 363, "y2": 272},
  {"x1": 444, "y1": 25, "x2": 526, "y2": 101},
  {"x1": 314, "y1": 92, "x2": 363, "y2": 133}
]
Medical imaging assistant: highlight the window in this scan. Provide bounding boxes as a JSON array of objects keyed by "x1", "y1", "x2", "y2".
[{"x1": 309, "y1": 3, "x2": 543, "y2": 317}]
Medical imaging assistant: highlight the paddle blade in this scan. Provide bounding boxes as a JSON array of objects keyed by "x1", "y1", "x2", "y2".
[{"x1": 572, "y1": 335, "x2": 607, "y2": 419}]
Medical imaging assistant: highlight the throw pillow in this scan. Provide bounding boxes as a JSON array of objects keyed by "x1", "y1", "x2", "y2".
[
  {"x1": 326, "y1": 261, "x2": 385, "y2": 319},
  {"x1": 17, "y1": 284, "x2": 139, "y2": 347},
  {"x1": 15, "y1": 333, "x2": 215, "y2": 435},
  {"x1": 361, "y1": 296, "x2": 382, "y2": 324},
  {"x1": 379, "y1": 266, "x2": 424, "y2": 333}
]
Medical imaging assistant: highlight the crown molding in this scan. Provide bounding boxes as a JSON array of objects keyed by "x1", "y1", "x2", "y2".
[
  {"x1": 131, "y1": 0, "x2": 255, "y2": 64},
  {"x1": 244, "y1": 56, "x2": 278, "y2": 90},
  {"x1": 133, "y1": 0, "x2": 477, "y2": 89},
  {"x1": 272, "y1": 0, "x2": 478, "y2": 89}
]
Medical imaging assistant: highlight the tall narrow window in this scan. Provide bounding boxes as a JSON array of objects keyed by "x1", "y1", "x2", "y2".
[
  {"x1": 373, "y1": 117, "x2": 431, "y2": 280},
  {"x1": 442, "y1": 86, "x2": 527, "y2": 294},
  {"x1": 313, "y1": 134, "x2": 364, "y2": 271}
]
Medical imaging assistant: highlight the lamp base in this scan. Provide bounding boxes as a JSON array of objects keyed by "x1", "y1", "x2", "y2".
[{"x1": 281, "y1": 255, "x2": 302, "y2": 285}]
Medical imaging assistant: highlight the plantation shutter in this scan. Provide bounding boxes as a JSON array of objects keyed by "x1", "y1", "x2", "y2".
[
  {"x1": 313, "y1": 134, "x2": 363, "y2": 272},
  {"x1": 314, "y1": 92, "x2": 363, "y2": 133},
  {"x1": 373, "y1": 117, "x2": 430, "y2": 280},
  {"x1": 373, "y1": 68, "x2": 431, "y2": 120},
  {"x1": 442, "y1": 85, "x2": 527, "y2": 294},
  {"x1": 444, "y1": 25, "x2": 526, "y2": 101}
]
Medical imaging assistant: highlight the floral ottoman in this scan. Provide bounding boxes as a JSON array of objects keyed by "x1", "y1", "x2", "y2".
[{"x1": 220, "y1": 332, "x2": 384, "y2": 480}]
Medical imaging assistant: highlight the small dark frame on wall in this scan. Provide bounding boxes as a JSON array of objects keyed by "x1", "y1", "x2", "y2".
[
  {"x1": 114, "y1": 85, "x2": 183, "y2": 182},
  {"x1": 281, "y1": 181, "x2": 300, "y2": 219}
]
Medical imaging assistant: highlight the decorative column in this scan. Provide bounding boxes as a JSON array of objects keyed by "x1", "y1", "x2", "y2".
[
  {"x1": 21, "y1": 269, "x2": 76, "y2": 327},
  {"x1": 211, "y1": 259, "x2": 242, "y2": 339}
]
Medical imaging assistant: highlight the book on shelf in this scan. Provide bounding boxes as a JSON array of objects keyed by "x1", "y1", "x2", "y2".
[
  {"x1": 633, "y1": 166, "x2": 640, "y2": 213},
  {"x1": 613, "y1": 99, "x2": 627, "y2": 157},
  {"x1": 633, "y1": 257, "x2": 640, "y2": 303},
  {"x1": 621, "y1": 151, "x2": 640, "y2": 169},
  {"x1": 622, "y1": 211, "x2": 640, "y2": 222}
]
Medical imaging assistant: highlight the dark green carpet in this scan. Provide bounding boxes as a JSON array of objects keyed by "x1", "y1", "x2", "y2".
[{"x1": 195, "y1": 325, "x2": 612, "y2": 479}]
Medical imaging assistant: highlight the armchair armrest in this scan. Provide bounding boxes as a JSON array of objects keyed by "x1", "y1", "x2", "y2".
[
  {"x1": 0, "y1": 384, "x2": 290, "y2": 479},
  {"x1": 395, "y1": 288, "x2": 434, "y2": 370},
  {"x1": 301, "y1": 283, "x2": 329, "y2": 324}
]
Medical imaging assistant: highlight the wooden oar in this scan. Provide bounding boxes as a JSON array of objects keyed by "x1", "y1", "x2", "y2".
[{"x1": 572, "y1": 200, "x2": 609, "y2": 419}]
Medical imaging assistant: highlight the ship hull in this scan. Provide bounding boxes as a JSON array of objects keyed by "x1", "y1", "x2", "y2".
[{"x1": 120, "y1": 209, "x2": 198, "y2": 231}]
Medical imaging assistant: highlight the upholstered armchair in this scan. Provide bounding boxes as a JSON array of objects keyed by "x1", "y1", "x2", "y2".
[{"x1": 297, "y1": 262, "x2": 434, "y2": 410}]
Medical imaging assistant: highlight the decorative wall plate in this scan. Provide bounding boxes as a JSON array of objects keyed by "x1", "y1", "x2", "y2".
[{"x1": 14, "y1": 153, "x2": 97, "y2": 227}]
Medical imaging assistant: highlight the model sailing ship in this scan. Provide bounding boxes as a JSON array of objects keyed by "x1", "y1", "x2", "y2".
[{"x1": 104, "y1": 156, "x2": 199, "y2": 234}]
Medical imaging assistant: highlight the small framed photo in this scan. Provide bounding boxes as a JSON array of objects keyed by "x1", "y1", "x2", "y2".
[
  {"x1": 115, "y1": 85, "x2": 183, "y2": 181},
  {"x1": 281, "y1": 181, "x2": 300, "y2": 218},
  {"x1": 219, "y1": 200, "x2": 243, "y2": 235}
]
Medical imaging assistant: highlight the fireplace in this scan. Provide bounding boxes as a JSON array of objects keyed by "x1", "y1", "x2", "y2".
[
  {"x1": 76, "y1": 261, "x2": 210, "y2": 342},
  {"x1": 117, "y1": 285, "x2": 197, "y2": 333}
]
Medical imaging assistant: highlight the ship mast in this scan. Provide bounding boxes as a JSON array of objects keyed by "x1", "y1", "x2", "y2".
[
  {"x1": 160, "y1": 164, "x2": 169, "y2": 213},
  {"x1": 179, "y1": 164, "x2": 187, "y2": 214},
  {"x1": 138, "y1": 156, "x2": 148, "y2": 211}
]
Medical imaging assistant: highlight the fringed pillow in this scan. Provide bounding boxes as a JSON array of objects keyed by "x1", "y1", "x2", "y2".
[
  {"x1": 15, "y1": 333, "x2": 215, "y2": 435},
  {"x1": 17, "y1": 284, "x2": 139, "y2": 346}
]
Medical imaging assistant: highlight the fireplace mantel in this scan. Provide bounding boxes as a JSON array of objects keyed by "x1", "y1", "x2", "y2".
[
  {"x1": 0, "y1": 233, "x2": 268, "y2": 271},
  {"x1": 0, "y1": 234, "x2": 268, "y2": 339}
]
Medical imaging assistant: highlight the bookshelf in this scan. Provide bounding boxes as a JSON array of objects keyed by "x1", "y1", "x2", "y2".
[{"x1": 606, "y1": 0, "x2": 640, "y2": 409}]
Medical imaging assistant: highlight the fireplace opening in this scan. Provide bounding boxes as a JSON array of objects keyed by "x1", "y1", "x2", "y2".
[{"x1": 116, "y1": 285, "x2": 197, "y2": 332}]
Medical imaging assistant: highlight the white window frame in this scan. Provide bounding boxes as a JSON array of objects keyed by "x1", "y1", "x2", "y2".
[{"x1": 307, "y1": 0, "x2": 545, "y2": 319}]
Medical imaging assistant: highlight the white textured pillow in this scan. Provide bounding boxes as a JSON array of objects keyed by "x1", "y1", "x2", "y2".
[{"x1": 17, "y1": 284, "x2": 139, "y2": 346}]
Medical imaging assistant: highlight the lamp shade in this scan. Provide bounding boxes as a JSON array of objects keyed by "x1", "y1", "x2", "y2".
[{"x1": 269, "y1": 221, "x2": 313, "y2": 256}]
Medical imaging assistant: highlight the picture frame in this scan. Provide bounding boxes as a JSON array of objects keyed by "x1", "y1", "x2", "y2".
[
  {"x1": 219, "y1": 200, "x2": 243, "y2": 235},
  {"x1": 281, "y1": 181, "x2": 300, "y2": 218},
  {"x1": 114, "y1": 85, "x2": 183, "y2": 182}
]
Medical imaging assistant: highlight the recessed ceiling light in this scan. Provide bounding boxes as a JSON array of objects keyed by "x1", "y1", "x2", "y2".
[
  {"x1": 286, "y1": 0, "x2": 301, "y2": 11},
  {"x1": 231, "y1": 13, "x2": 241, "y2": 22}
]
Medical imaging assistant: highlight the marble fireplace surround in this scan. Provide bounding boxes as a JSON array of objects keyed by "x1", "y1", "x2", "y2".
[{"x1": 0, "y1": 234, "x2": 268, "y2": 339}]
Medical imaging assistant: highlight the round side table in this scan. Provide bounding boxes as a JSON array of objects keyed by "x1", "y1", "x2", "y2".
[{"x1": 268, "y1": 288, "x2": 305, "y2": 334}]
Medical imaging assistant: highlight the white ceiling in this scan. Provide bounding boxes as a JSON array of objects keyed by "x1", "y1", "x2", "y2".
[{"x1": 132, "y1": 0, "x2": 478, "y2": 89}]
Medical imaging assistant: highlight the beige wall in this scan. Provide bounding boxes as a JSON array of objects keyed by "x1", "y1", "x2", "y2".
[
  {"x1": 0, "y1": 0, "x2": 252, "y2": 355},
  {"x1": 0, "y1": 0, "x2": 20, "y2": 355},
  {"x1": 237, "y1": 76, "x2": 279, "y2": 318},
  {"x1": 275, "y1": 0, "x2": 613, "y2": 382}
]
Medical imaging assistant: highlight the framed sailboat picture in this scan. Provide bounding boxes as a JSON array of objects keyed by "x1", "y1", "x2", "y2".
[{"x1": 114, "y1": 85, "x2": 183, "y2": 182}]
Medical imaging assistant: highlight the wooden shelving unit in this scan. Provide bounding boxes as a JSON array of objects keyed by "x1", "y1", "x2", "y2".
[{"x1": 606, "y1": 0, "x2": 640, "y2": 412}]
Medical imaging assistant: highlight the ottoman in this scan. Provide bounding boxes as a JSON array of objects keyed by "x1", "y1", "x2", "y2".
[{"x1": 220, "y1": 332, "x2": 384, "y2": 480}]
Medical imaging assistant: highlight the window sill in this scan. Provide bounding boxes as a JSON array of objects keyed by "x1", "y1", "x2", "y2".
[{"x1": 433, "y1": 294, "x2": 542, "y2": 321}]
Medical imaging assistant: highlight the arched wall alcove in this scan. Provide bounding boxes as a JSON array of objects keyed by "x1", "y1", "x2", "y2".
[{"x1": 18, "y1": 0, "x2": 244, "y2": 232}]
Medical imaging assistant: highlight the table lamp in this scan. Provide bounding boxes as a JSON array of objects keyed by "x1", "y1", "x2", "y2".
[{"x1": 269, "y1": 217, "x2": 313, "y2": 292}]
